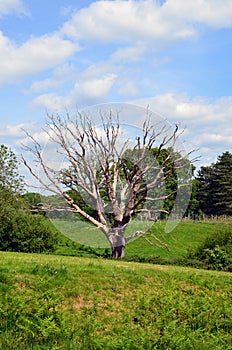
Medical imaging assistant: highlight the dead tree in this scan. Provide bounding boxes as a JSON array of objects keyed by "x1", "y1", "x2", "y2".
[{"x1": 22, "y1": 108, "x2": 192, "y2": 258}]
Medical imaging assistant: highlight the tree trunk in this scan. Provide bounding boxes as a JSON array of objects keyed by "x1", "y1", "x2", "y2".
[
  {"x1": 112, "y1": 243, "x2": 125, "y2": 259},
  {"x1": 108, "y1": 227, "x2": 126, "y2": 259}
]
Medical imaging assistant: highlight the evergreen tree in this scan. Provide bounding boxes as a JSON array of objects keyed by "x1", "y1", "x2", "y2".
[
  {"x1": 195, "y1": 165, "x2": 212, "y2": 215},
  {"x1": 210, "y1": 152, "x2": 232, "y2": 215},
  {"x1": 186, "y1": 177, "x2": 200, "y2": 218},
  {"x1": 196, "y1": 151, "x2": 232, "y2": 216}
]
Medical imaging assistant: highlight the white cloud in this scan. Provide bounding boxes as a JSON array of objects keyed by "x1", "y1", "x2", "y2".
[
  {"x1": 29, "y1": 77, "x2": 60, "y2": 94},
  {"x1": 0, "y1": 123, "x2": 25, "y2": 137},
  {"x1": 133, "y1": 93, "x2": 232, "y2": 167},
  {"x1": 3, "y1": 92, "x2": 232, "y2": 176},
  {"x1": 163, "y1": 0, "x2": 232, "y2": 29},
  {"x1": 61, "y1": 0, "x2": 232, "y2": 45},
  {"x1": 30, "y1": 61, "x2": 117, "y2": 110},
  {"x1": 75, "y1": 74, "x2": 117, "y2": 102},
  {"x1": 118, "y1": 80, "x2": 138, "y2": 97},
  {"x1": 61, "y1": 0, "x2": 189, "y2": 43},
  {"x1": 111, "y1": 45, "x2": 146, "y2": 63},
  {"x1": 201, "y1": 133, "x2": 232, "y2": 145},
  {"x1": 0, "y1": 0, "x2": 29, "y2": 17},
  {"x1": 0, "y1": 31, "x2": 78, "y2": 85},
  {"x1": 135, "y1": 93, "x2": 232, "y2": 125},
  {"x1": 32, "y1": 93, "x2": 73, "y2": 113},
  {"x1": 28, "y1": 64, "x2": 76, "y2": 93},
  {"x1": 31, "y1": 73, "x2": 117, "y2": 111}
]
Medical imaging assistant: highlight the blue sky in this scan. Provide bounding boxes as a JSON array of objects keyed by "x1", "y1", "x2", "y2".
[{"x1": 1, "y1": 0, "x2": 232, "y2": 181}]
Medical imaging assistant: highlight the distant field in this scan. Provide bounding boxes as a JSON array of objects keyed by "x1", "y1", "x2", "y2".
[
  {"x1": 126, "y1": 220, "x2": 223, "y2": 259},
  {"x1": 0, "y1": 251, "x2": 231, "y2": 349},
  {"x1": 51, "y1": 218, "x2": 230, "y2": 260}
]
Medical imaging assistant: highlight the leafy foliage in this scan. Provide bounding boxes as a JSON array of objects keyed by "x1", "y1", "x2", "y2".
[
  {"x1": 187, "y1": 228, "x2": 232, "y2": 271},
  {"x1": 0, "y1": 146, "x2": 53, "y2": 252},
  {"x1": 23, "y1": 192, "x2": 42, "y2": 208},
  {"x1": 0, "y1": 144, "x2": 25, "y2": 193},
  {"x1": 0, "y1": 187, "x2": 57, "y2": 253}
]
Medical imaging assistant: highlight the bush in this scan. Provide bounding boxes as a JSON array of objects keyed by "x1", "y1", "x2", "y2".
[
  {"x1": 202, "y1": 246, "x2": 230, "y2": 271},
  {"x1": 0, "y1": 187, "x2": 57, "y2": 253},
  {"x1": 187, "y1": 229, "x2": 232, "y2": 271}
]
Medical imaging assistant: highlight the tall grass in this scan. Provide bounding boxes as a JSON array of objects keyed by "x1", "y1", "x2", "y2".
[{"x1": 0, "y1": 252, "x2": 231, "y2": 349}]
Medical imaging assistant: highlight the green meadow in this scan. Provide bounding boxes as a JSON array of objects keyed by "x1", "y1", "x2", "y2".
[
  {"x1": 1, "y1": 219, "x2": 232, "y2": 349},
  {"x1": 0, "y1": 250, "x2": 231, "y2": 349},
  {"x1": 53, "y1": 219, "x2": 230, "y2": 261}
]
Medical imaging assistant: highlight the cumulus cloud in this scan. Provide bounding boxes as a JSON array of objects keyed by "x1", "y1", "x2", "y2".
[
  {"x1": 61, "y1": 0, "x2": 232, "y2": 45},
  {"x1": 118, "y1": 80, "x2": 138, "y2": 97},
  {"x1": 133, "y1": 93, "x2": 232, "y2": 167},
  {"x1": 28, "y1": 64, "x2": 76, "y2": 93},
  {"x1": 30, "y1": 63, "x2": 117, "y2": 111},
  {"x1": 32, "y1": 93, "x2": 73, "y2": 113},
  {"x1": 2, "y1": 92, "x2": 232, "y2": 172},
  {"x1": 0, "y1": 123, "x2": 25, "y2": 137},
  {"x1": 74, "y1": 74, "x2": 117, "y2": 102},
  {"x1": 200, "y1": 133, "x2": 232, "y2": 145},
  {"x1": 31, "y1": 73, "x2": 117, "y2": 111},
  {"x1": 61, "y1": 0, "x2": 192, "y2": 43},
  {"x1": 134, "y1": 93, "x2": 232, "y2": 125},
  {"x1": 0, "y1": 31, "x2": 77, "y2": 85},
  {"x1": 111, "y1": 45, "x2": 146, "y2": 63},
  {"x1": 164, "y1": 0, "x2": 232, "y2": 29},
  {"x1": 0, "y1": 0, "x2": 29, "y2": 17}
]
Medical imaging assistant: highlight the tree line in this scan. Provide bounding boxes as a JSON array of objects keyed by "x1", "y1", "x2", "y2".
[{"x1": 22, "y1": 149, "x2": 232, "y2": 220}]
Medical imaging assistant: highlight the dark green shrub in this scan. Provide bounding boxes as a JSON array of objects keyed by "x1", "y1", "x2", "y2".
[
  {"x1": 202, "y1": 246, "x2": 230, "y2": 271},
  {"x1": 0, "y1": 210, "x2": 57, "y2": 253},
  {"x1": 0, "y1": 187, "x2": 57, "y2": 253},
  {"x1": 187, "y1": 229, "x2": 232, "y2": 271}
]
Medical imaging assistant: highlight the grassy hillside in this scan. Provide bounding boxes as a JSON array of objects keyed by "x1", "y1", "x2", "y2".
[
  {"x1": 0, "y1": 251, "x2": 231, "y2": 349},
  {"x1": 52, "y1": 219, "x2": 230, "y2": 261}
]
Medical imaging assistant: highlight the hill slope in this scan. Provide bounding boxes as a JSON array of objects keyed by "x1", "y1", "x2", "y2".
[
  {"x1": 0, "y1": 251, "x2": 231, "y2": 349},
  {"x1": 53, "y1": 219, "x2": 230, "y2": 260}
]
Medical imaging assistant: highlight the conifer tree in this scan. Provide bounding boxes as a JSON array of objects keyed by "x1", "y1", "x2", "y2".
[{"x1": 196, "y1": 151, "x2": 232, "y2": 216}]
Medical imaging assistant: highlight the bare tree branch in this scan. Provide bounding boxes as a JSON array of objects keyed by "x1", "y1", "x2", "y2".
[{"x1": 22, "y1": 107, "x2": 193, "y2": 258}]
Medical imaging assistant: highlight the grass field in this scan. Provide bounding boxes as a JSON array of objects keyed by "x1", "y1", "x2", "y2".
[
  {"x1": 53, "y1": 219, "x2": 230, "y2": 261},
  {"x1": 0, "y1": 251, "x2": 231, "y2": 349}
]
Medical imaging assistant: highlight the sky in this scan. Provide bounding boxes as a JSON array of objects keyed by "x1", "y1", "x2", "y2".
[{"x1": 1, "y1": 0, "x2": 232, "y2": 184}]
